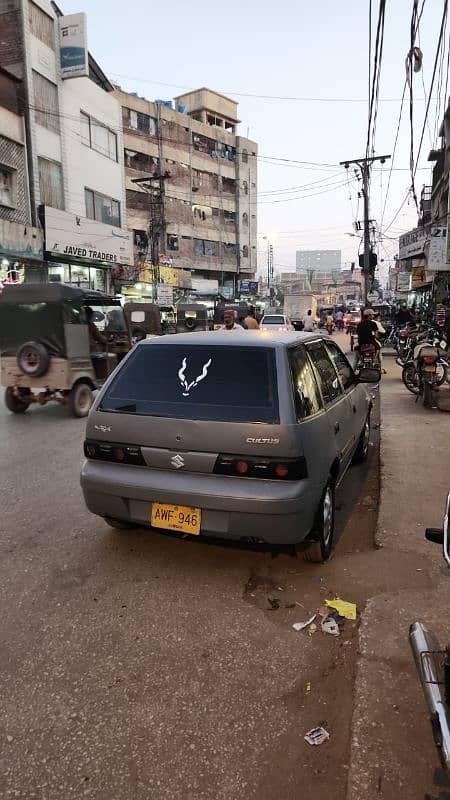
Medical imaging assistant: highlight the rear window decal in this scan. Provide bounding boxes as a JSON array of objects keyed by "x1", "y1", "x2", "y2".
[{"x1": 178, "y1": 356, "x2": 212, "y2": 397}]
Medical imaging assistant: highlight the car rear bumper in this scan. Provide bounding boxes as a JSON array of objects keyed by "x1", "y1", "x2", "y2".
[{"x1": 80, "y1": 460, "x2": 320, "y2": 545}]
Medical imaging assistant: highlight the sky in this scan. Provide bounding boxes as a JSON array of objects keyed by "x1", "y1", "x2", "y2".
[{"x1": 62, "y1": 0, "x2": 448, "y2": 282}]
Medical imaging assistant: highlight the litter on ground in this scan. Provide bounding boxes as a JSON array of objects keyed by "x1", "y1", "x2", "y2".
[
  {"x1": 325, "y1": 597, "x2": 357, "y2": 620},
  {"x1": 292, "y1": 614, "x2": 317, "y2": 632},
  {"x1": 321, "y1": 615, "x2": 340, "y2": 636},
  {"x1": 304, "y1": 726, "x2": 330, "y2": 746}
]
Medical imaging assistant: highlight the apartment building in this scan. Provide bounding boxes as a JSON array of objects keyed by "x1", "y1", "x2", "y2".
[
  {"x1": 114, "y1": 85, "x2": 257, "y2": 297},
  {"x1": 0, "y1": 64, "x2": 44, "y2": 283},
  {"x1": 0, "y1": 0, "x2": 131, "y2": 290}
]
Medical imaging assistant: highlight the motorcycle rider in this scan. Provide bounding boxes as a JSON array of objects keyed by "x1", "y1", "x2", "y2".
[{"x1": 356, "y1": 308, "x2": 380, "y2": 366}]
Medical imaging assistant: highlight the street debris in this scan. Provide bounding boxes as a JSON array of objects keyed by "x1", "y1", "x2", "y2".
[
  {"x1": 321, "y1": 615, "x2": 340, "y2": 636},
  {"x1": 325, "y1": 597, "x2": 357, "y2": 620},
  {"x1": 305, "y1": 682, "x2": 311, "y2": 693},
  {"x1": 308, "y1": 623, "x2": 318, "y2": 635},
  {"x1": 268, "y1": 597, "x2": 280, "y2": 610},
  {"x1": 304, "y1": 726, "x2": 330, "y2": 746},
  {"x1": 292, "y1": 614, "x2": 317, "y2": 632}
]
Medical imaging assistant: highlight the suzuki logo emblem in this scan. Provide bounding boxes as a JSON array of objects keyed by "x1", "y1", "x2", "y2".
[{"x1": 171, "y1": 454, "x2": 185, "y2": 469}]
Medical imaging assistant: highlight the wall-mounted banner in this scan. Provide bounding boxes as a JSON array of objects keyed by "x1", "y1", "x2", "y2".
[
  {"x1": 59, "y1": 13, "x2": 88, "y2": 79},
  {"x1": 398, "y1": 226, "x2": 429, "y2": 260},
  {"x1": 44, "y1": 207, "x2": 133, "y2": 266}
]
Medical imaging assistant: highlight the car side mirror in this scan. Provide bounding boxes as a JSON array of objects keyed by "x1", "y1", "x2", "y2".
[{"x1": 358, "y1": 367, "x2": 381, "y2": 383}]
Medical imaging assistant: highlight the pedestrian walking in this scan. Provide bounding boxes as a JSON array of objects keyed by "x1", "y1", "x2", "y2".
[{"x1": 243, "y1": 307, "x2": 259, "y2": 329}]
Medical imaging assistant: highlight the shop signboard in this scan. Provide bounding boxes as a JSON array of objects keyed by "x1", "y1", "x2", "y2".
[
  {"x1": 427, "y1": 226, "x2": 449, "y2": 270},
  {"x1": 59, "y1": 13, "x2": 89, "y2": 79},
  {"x1": 398, "y1": 226, "x2": 429, "y2": 260},
  {"x1": 0, "y1": 220, "x2": 43, "y2": 261},
  {"x1": 238, "y1": 279, "x2": 259, "y2": 294},
  {"x1": 45, "y1": 207, "x2": 133, "y2": 266},
  {"x1": 191, "y1": 278, "x2": 219, "y2": 293},
  {"x1": 411, "y1": 265, "x2": 427, "y2": 288},
  {"x1": 156, "y1": 284, "x2": 173, "y2": 305},
  {"x1": 397, "y1": 272, "x2": 411, "y2": 292}
]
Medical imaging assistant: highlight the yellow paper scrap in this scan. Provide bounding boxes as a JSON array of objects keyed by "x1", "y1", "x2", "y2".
[
  {"x1": 325, "y1": 597, "x2": 357, "y2": 620},
  {"x1": 305, "y1": 682, "x2": 311, "y2": 693}
]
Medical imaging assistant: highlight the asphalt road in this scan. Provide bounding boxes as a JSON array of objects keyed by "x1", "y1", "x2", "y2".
[{"x1": 0, "y1": 366, "x2": 380, "y2": 800}]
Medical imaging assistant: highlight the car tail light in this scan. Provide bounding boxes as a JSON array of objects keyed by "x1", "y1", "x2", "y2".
[
  {"x1": 423, "y1": 356, "x2": 436, "y2": 365},
  {"x1": 214, "y1": 454, "x2": 307, "y2": 480},
  {"x1": 278, "y1": 326, "x2": 288, "y2": 331},
  {"x1": 84, "y1": 440, "x2": 145, "y2": 465}
]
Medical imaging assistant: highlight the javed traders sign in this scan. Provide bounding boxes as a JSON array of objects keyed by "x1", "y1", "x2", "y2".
[{"x1": 44, "y1": 207, "x2": 133, "y2": 266}]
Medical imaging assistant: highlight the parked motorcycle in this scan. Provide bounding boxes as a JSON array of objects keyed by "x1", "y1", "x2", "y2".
[
  {"x1": 407, "y1": 341, "x2": 448, "y2": 407},
  {"x1": 355, "y1": 343, "x2": 381, "y2": 381},
  {"x1": 410, "y1": 492, "x2": 450, "y2": 769},
  {"x1": 401, "y1": 330, "x2": 449, "y2": 396}
]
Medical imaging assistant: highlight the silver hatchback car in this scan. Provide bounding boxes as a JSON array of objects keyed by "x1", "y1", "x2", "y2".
[{"x1": 81, "y1": 332, "x2": 375, "y2": 561}]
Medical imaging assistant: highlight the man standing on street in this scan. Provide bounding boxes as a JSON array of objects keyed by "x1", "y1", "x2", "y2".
[
  {"x1": 219, "y1": 309, "x2": 244, "y2": 331},
  {"x1": 303, "y1": 309, "x2": 315, "y2": 332},
  {"x1": 243, "y1": 307, "x2": 259, "y2": 329}
]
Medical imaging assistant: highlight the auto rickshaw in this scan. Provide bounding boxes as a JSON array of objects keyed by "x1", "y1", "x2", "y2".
[
  {"x1": 176, "y1": 303, "x2": 209, "y2": 333},
  {"x1": 0, "y1": 283, "x2": 131, "y2": 417},
  {"x1": 123, "y1": 302, "x2": 163, "y2": 341}
]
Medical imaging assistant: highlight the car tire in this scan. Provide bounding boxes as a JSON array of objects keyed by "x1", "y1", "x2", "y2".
[
  {"x1": 4, "y1": 386, "x2": 29, "y2": 414},
  {"x1": 352, "y1": 413, "x2": 371, "y2": 464},
  {"x1": 304, "y1": 481, "x2": 335, "y2": 563},
  {"x1": 69, "y1": 382, "x2": 93, "y2": 418},
  {"x1": 17, "y1": 341, "x2": 50, "y2": 377},
  {"x1": 104, "y1": 517, "x2": 139, "y2": 530}
]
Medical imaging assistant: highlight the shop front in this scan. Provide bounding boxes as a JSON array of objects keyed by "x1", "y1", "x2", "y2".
[
  {"x1": 44, "y1": 207, "x2": 133, "y2": 294},
  {"x1": 116, "y1": 262, "x2": 192, "y2": 302},
  {"x1": 0, "y1": 219, "x2": 44, "y2": 286}
]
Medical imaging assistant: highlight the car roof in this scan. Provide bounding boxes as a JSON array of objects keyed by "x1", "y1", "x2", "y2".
[{"x1": 138, "y1": 331, "x2": 330, "y2": 348}]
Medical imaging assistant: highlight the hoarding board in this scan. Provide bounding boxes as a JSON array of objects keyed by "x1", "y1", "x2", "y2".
[
  {"x1": 59, "y1": 13, "x2": 88, "y2": 79},
  {"x1": 45, "y1": 207, "x2": 133, "y2": 265}
]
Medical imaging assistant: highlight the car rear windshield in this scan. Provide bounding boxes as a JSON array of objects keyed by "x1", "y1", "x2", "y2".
[
  {"x1": 100, "y1": 343, "x2": 279, "y2": 423},
  {"x1": 263, "y1": 315, "x2": 285, "y2": 324}
]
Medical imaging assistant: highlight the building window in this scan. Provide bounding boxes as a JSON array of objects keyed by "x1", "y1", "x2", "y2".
[
  {"x1": 242, "y1": 212, "x2": 249, "y2": 225},
  {"x1": 167, "y1": 234, "x2": 179, "y2": 251},
  {"x1": 193, "y1": 238, "x2": 218, "y2": 257},
  {"x1": 0, "y1": 165, "x2": 16, "y2": 208},
  {"x1": 127, "y1": 109, "x2": 156, "y2": 135},
  {"x1": 85, "y1": 188, "x2": 120, "y2": 227},
  {"x1": 38, "y1": 157, "x2": 64, "y2": 209},
  {"x1": 242, "y1": 149, "x2": 248, "y2": 163},
  {"x1": 223, "y1": 210, "x2": 236, "y2": 224},
  {"x1": 124, "y1": 149, "x2": 157, "y2": 172},
  {"x1": 80, "y1": 112, "x2": 117, "y2": 161},
  {"x1": 33, "y1": 71, "x2": 59, "y2": 133},
  {"x1": 242, "y1": 180, "x2": 248, "y2": 195},
  {"x1": 242, "y1": 245, "x2": 249, "y2": 258},
  {"x1": 29, "y1": 1, "x2": 55, "y2": 49}
]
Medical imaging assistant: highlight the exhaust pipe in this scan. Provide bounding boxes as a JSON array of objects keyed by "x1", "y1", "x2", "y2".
[{"x1": 409, "y1": 622, "x2": 450, "y2": 769}]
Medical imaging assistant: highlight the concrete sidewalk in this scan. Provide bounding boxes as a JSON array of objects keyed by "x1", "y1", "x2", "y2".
[{"x1": 347, "y1": 354, "x2": 450, "y2": 799}]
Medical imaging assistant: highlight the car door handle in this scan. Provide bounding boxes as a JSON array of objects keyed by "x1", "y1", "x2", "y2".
[{"x1": 334, "y1": 422, "x2": 340, "y2": 434}]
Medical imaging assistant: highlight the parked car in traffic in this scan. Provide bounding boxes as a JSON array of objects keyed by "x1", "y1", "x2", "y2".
[
  {"x1": 260, "y1": 314, "x2": 294, "y2": 332},
  {"x1": 81, "y1": 331, "x2": 376, "y2": 560},
  {"x1": 0, "y1": 283, "x2": 131, "y2": 417}
]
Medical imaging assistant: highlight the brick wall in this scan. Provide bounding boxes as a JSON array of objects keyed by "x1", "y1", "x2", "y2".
[{"x1": 0, "y1": 7, "x2": 24, "y2": 77}]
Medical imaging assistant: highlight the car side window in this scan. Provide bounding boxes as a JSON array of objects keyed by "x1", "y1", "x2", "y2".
[
  {"x1": 289, "y1": 346, "x2": 323, "y2": 419},
  {"x1": 307, "y1": 342, "x2": 343, "y2": 405},
  {"x1": 325, "y1": 341, "x2": 356, "y2": 391}
]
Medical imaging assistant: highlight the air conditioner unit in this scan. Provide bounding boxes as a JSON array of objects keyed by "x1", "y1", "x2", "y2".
[{"x1": 192, "y1": 186, "x2": 199, "y2": 192}]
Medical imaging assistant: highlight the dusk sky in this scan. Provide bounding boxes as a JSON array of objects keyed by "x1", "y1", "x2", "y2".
[{"x1": 62, "y1": 0, "x2": 447, "y2": 281}]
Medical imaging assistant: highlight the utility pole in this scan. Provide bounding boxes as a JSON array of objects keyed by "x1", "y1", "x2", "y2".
[
  {"x1": 340, "y1": 154, "x2": 390, "y2": 304},
  {"x1": 131, "y1": 172, "x2": 169, "y2": 292}
]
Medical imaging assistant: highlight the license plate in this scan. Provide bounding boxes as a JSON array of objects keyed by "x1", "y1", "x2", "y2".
[{"x1": 151, "y1": 503, "x2": 201, "y2": 535}]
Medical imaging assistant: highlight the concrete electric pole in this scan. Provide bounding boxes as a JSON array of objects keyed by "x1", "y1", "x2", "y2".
[{"x1": 340, "y1": 154, "x2": 391, "y2": 304}]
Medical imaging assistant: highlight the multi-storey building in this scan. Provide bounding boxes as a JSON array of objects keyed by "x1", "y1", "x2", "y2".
[
  {"x1": 114, "y1": 85, "x2": 257, "y2": 298},
  {"x1": 0, "y1": 0, "x2": 131, "y2": 290},
  {"x1": 0, "y1": 64, "x2": 44, "y2": 283}
]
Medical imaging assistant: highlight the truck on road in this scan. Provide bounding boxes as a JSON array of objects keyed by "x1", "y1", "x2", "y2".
[{"x1": 283, "y1": 292, "x2": 317, "y2": 326}]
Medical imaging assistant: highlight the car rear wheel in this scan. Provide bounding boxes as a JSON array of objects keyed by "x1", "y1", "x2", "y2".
[
  {"x1": 17, "y1": 341, "x2": 50, "y2": 377},
  {"x1": 104, "y1": 517, "x2": 139, "y2": 530},
  {"x1": 5, "y1": 387, "x2": 30, "y2": 414},
  {"x1": 69, "y1": 382, "x2": 93, "y2": 418},
  {"x1": 304, "y1": 481, "x2": 335, "y2": 563}
]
